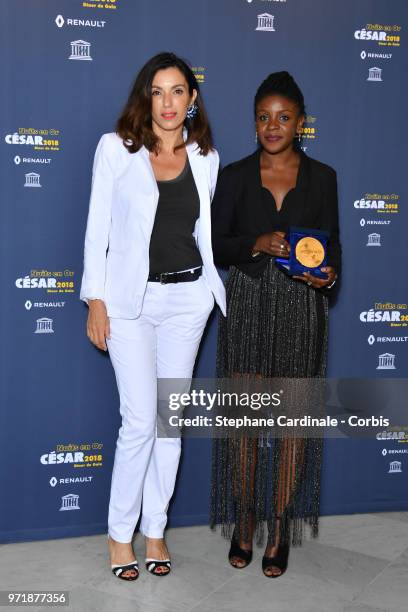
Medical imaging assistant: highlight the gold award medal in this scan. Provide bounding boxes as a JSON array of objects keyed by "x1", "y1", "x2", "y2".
[{"x1": 295, "y1": 237, "x2": 325, "y2": 268}]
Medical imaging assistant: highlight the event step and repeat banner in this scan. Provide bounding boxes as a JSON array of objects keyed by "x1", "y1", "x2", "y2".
[{"x1": 1, "y1": 0, "x2": 407, "y2": 542}]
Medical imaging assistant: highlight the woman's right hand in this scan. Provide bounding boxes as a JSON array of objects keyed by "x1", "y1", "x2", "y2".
[
  {"x1": 87, "y1": 299, "x2": 110, "y2": 351},
  {"x1": 252, "y1": 231, "x2": 290, "y2": 257}
]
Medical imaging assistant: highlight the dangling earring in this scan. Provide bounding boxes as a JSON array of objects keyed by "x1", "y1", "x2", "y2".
[
  {"x1": 255, "y1": 131, "x2": 258, "y2": 144},
  {"x1": 297, "y1": 133, "x2": 301, "y2": 143},
  {"x1": 186, "y1": 103, "x2": 198, "y2": 119}
]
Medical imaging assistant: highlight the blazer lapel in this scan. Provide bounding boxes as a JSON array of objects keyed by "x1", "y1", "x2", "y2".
[
  {"x1": 125, "y1": 147, "x2": 160, "y2": 237},
  {"x1": 186, "y1": 143, "x2": 211, "y2": 246},
  {"x1": 186, "y1": 143, "x2": 209, "y2": 213}
]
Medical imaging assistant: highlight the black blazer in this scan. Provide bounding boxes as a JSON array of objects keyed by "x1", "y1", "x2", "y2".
[{"x1": 211, "y1": 149, "x2": 341, "y2": 279}]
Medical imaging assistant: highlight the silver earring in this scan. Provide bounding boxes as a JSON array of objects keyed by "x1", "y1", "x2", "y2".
[
  {"x1": 186, "y1": 103, "x2": 198, "y2": 119},
  {"x1": 297, "y1": 133, "x2": 302, "y2": 142},
  {"x1": 255, "y1": 131, "x2": 258, "y2": 143}
]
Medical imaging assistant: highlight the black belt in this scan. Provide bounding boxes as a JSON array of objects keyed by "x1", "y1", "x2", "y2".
[{"x1": 148, "y1": 267, "x2": 202, "y2": 284}]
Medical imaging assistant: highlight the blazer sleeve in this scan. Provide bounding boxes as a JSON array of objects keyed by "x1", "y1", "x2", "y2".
[
  {"x1": 321, "y1": 168, "x2": 342, "y2": 278},
  {"x1": 79, "y1": 134, "x2": 115, "y2": 304},
  {"x1": 211, "y1": 165, "x2": 259, "y2": 266},
  {"x1": 209, "y1": 148, "x2": 220, "y2": 201}
]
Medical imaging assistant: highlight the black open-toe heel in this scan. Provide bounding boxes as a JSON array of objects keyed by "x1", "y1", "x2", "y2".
[
  {"x1": 145, "y1": 558, "x2": 171, "y2": 576},
  {"x1": 111, "y1": 561, "x2": 139, "y2": 581},
  {"x1": 108, "y1": 535, "x2": 139, "y2": 581},
  {"x1": 228, "y1": 536, "x2": 253, "y2": 569},
  {"x1": 262, "y1": 542, "x2": 289, "y2": 578}
]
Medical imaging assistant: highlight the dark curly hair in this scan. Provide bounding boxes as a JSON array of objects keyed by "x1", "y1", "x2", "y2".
[
  {"x1": 116, "y1": 52, "x2": 213, "y2": 155},
  {"x1": 254, "y1": 71, "x2": 306, "y2": 117}
]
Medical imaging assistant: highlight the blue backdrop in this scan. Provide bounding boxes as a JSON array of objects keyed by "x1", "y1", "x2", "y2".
[{"x1": 1, "y1": 0, "x2": 407, "y2": 543}]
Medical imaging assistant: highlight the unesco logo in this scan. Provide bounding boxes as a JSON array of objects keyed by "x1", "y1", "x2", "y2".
[
  {"x1": 366, "y1": 233, "x2": 381, "y2": 247},
  {"x1": 256, "y1": 14, "x2": 275, "y2": 31},
  {"x1": 368, "y1": 67, "x2": 382, "y2": 82}
]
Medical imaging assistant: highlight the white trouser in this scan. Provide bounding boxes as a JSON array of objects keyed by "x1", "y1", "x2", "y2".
[{"x1": 106, "y1": 275, "x2": 214, "y2": 543}]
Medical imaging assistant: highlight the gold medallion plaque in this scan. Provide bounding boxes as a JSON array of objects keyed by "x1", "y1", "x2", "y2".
[{"x1": 295, "y1": 237, "x2": 325, "y2": 268}]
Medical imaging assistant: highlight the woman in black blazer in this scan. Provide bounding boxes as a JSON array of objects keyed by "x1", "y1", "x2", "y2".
[{"x1": 210, "y1": 72, "x2": 341, "y2": 578}]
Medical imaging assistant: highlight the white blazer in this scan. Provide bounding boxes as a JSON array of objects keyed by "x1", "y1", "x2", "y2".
[{"x1": 80, "y1": 132, "x2": 226, "y2": 318}]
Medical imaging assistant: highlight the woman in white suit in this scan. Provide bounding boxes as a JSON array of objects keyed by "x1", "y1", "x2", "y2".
[{"x1": 80, "y1": 52, "x2": 225, "y2": 581}]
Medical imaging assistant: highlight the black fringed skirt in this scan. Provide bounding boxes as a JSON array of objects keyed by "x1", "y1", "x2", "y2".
[{"x1": 210, "y1": 260, "x2": 329, "y2": 547}]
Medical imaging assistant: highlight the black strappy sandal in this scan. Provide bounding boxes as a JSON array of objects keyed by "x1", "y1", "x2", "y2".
[
  {"x1": 111, "y1": 561, "x2": 139, "y2": 581},
  {"x1": 228, "y1": 535, "x2": 253, "y2": 569},
  {"x1": 145, "y1": 558, "x2": 171, "y2": 576},
  {"x1": 262, "y1": 542, "x2": 289, "y2": 578}
]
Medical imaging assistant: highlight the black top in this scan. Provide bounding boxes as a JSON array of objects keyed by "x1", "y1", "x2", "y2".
[
  {"x1": 211, "y1": 149, "x2": 341, "y2": 278},
  {"x1": 149, "y1": 158, "x2": 202, "y2": 275}
]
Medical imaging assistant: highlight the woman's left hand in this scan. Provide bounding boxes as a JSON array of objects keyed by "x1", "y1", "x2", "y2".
[{"x1": 293, "y1": 266, "x2": 337, "y2": 289}]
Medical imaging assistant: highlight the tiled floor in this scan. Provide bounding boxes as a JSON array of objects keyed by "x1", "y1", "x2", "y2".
[{"x1": 0, "y1": 513, "x2": 406, "y2": 612}]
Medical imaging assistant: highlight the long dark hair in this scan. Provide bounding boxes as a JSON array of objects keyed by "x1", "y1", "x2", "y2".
[{"x1": 117, "y1": 52, "x2": 213, "y2": 155}]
